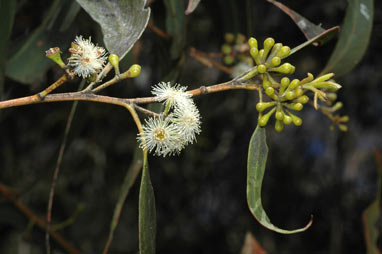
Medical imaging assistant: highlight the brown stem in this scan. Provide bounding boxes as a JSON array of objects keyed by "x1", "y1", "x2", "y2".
[
  {"x1": 189, "y1": 47, "x2": 233, "y2": 75},
  {"x1": 147, "y1": 21, "x2": 172, "y2": 40},
  {"x1": 0, "y1": 183, "x2": 81, "y2": 254}
]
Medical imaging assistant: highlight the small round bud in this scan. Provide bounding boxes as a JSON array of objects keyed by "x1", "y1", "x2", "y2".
[
  {"x1": 258, "y1": 49, "x2": 265, "y2": 60},
  {"x1": 87, "y1": 73, "x2": 97, "y2": 82},
  {"x1": 257, "y1": 64, "x2": 267, "y2": 74},
  {"x1": 281, "y1": 77, "x2": 290, "y2": 87},
  {"x1": 275, "y1": 111, "x2": 284, "y2": 121},
  {"x1": 297, "y1": 95, "x2": 309, "y2": 104},
  {"x1": 225, "y1": 33, "x2": 235, "y2": 43},
  {"x1": 271, "y1": 56, "x2": 281, "y2": 67},
  {"x1": 223, "y1": 55, "x2": 234, "y2": 65},
  {"x1": 332, "y1": 102, "x2": 343, "y2": 111},
  {"x1": 340, "y1": 115, "x2": 349, "y2": 122},
  {"x1": 295, "y1": 87, "x2": 304, "y2": 97},
  {"x1": 262, "y1": 37, "x2": 275, "y2": 62},
  {"x1": 290, "y1": 114, "x2": 302, "y2": 126},
  {"x1": 327, "y1": 93, "x2": 337, "y2": 102},
  {"x1": 263, "y1": 79, "x2": 272, "y2": 89},
  {"x1": 248, "y1": 37, "x2": 258, "y2": 49},
  {"x1": 270, "y1": 63, "x2": 295, "y2": 74},
  {"x1": 108, "y1": 54, "x2": 119, "y2": 67},
  {"x1": 275, "y1": 120, "x2": 284, "y2": 132},
  {"x1": 285, "y1": 91, "x2": 296, "y2": 100},
  {"x1": 256, "y1": 102, "x2": 276, "y2": 112},
  {"x1": 250, "y1": 48, "x2": 260, "y2": 65},
  {"x1": 283, "y1": 115, "x2": 292, "y2": 125},
  {"x1": 265, "y1": 87, "x2": 275, "y2": 97},
  {"x1": 289, "y1": 102, "x2": 303, "y2": 111},
  {"x1": 338, "y1": 124, "x2": 348, "y2": 132},
  {"x1": 277, "y1": 46, "x2": 291, "y2": 59},
  {"x1": 288, "y1": 79, "x2": 300, "y2": 90},
  {"x1": 259, "y1": 107, "x2": 276, "y2": 127},
  {"x1": 221, "y1": 44, "x2": 232, "y2": 54},
  {"x1": 121, "y1": 64, "x2": 141, "y2": 78}
]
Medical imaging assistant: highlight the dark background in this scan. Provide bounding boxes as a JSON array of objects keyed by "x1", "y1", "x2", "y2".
[{"x1": 0, "y1": 0, "x2": 381, "y2": 253}]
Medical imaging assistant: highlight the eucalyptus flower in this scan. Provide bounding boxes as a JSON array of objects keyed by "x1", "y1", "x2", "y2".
[
  {"x1": 68, "y1": 36, "x2": 107, "y2": 78},
  {"x1": 151, "y1": 82, "x2": 193, "y2": 108},
  {"x1": 171, "y1": 103, "x2": 201, "y2": 145}
]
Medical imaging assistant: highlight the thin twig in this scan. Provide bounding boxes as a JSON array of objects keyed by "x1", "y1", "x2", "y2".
[
  {"x1": 45, "y1": 80, "x2": 85, "y2": 254},
  {"x1": 147, "y1": 21, "x2": 172, "y2": 40},
  {"x1": 189, "y1": 47, "x2": 233, "y2": 75},
  {"x1": 0, "y1": 183, "x2": 81, "y2": 254}
]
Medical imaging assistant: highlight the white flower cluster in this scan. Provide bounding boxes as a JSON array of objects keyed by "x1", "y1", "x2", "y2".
[
  {"x1": 137, "y1": 82, "x2": 202, "y2": 157},
  {"x1": 68, "y1": 36, "x2": 107, "y2": 78}
]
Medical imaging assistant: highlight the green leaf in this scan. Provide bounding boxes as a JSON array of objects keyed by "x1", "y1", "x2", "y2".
[
  {"x1": 5, "y1": 0, "x2": 77, "y2": 85},
  {"x1": 290, "y1": 26, "x2": 340, "y2": 56},
  {"x1": 139, "y1": 152, "x2": 156, "y2": 254},
  {"x1": 103, "y1": 148, "x2": 143, "y2": 253},
  {"x1": 0, "y1": 0, "x2": 17, "y2": 94},
  {"x1": 320, "y1": 0, "x2": 374, "y2": 77},
  {"x1": 247, "y1": 125, "x2": 312, "y2": 234},
  {"x1": 164, "y1": 0, "x2": 186, "y2": 59},
  {"x1": 76, "y1": 0, "x2": 151, "y2": 60}
]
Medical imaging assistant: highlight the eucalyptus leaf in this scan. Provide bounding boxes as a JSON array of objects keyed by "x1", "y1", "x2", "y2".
[
  {"x1": 185, "y1": 0, "x2": 201, "y2": 15},
  {"x1": 320, "y1": 0, "x2": 374, "y2": 76},
  {"x1": 0, "y1": 0, "x2": 17, "y2": 94},
  {"x1": 247, "y1": 125, "x2": 312, "y2": 234},
  {"x1": 76, "y1": 0, "x2": 151, "y2": 60},
  {"x1": 164, "y1": 0, "x2": 186, "y2": 59},
  {"x1": 139, "y1": 152, "x2": 156, "y2": 254}
]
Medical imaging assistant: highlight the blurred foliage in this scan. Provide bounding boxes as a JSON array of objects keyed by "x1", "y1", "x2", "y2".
[{"x1": 0, "y1": 0, "x2": 381, "y2": 253}]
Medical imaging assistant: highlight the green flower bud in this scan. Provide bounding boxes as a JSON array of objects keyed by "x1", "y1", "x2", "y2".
[
  {"x1": 295, "y1": 87, "x2": 304, "y2": 97},
  {"x1": 283, "y1": 115, "x2": 292, "y2": 125},
  {"x1": 297, "y1": 95, "x2": 309, "y2": 104},
  {"x1": 277, "y1": 46, "x2": 291, "y2": 59},
  {"x1": 312, "y1": 81, "x2": 342, "y2": 91},
  {"x1": 263, "y1": 79, "x2": 272, "y2": 90},
  {"x1": 265, "y1": 43, "x2": 282, "y2": 63},
  {"x1": 270, "y1": 56, "x2": 281, "y2": 67},
  {"x1": 285, "y1": 91, "x2": 296, "y2": 100},
  {"x1": 45, "y1": 47, "x2": 65, "y2": 68},
  {"x1": 287, "y1": 102, "x2": 303, "y2": 111},
  {"x1": 223, "y1": 55, "x2": 234, "y2": 65},
  {"x1": 250, "y1": 48, "x2": 261, "y2": 65},
  {"x1": 327, "y1": 92, "x2": 337, "y2": 102},
  {"x1": 256, "y1": 102, "x2": 276, "y2": 112},
  {"x1": 275, "y1": 120, "x2": 284, "y2": 132},
  {"x1": 248, "y1": 37, "x2": 258, "y2": 49},
  {"x1": 221, "y1": 44, "x2": 232, "y2": 54},
  {"x1": 338, "y1": 124, "x2": 348, "y2": 132},
  {"x1": 261, "y1": 37, "x2": 275, "y2": 62},
  {"x1": 225, "y1": 33, "x2": 235, "y2": 43},
  {"x1": 340, "y1": 115, "x2": 349, "y2": 122},
  {"x1": 312, "y1": 73, "x2": 335, "y2": 83},
  {"x1": 270, "y1": 63, "x2": 295, "y2": 74},
  {"x1": 265, "y1": 87, "x2": 275, "y2": 97},
  {"x1": 257, "y1": 64, "x2": 267, "y2": 74},
  {"x1": 121, "y1": 64, "x2": 141, "y2": 78},
  {"x1": 258, "y1": 49, "x2": 265, "y2": 61},
  {"x1": 108, "y1": 54, "x2": 120, "y2": 75},
  {"x1": 288, "y1": 112, "x2": 302, "y2": 126},
  {"x1": 332, "y1": 101, "x2": 343, "y2": 111},
  {"x1": 275, "y1": 110, "x2": 284, "y2": 121},
  {"x1": 288, "y1": 79, "x2": 300, "y2": 90},
  {"x1": 281, "y1": 77, "x2": 290, "y2": 87},
  {"x1": 87, "y1": 73, "x2": 97, "y2": 82},
  {"x1": 259, "y1": 107, "x2": 276, "y2": 127}
]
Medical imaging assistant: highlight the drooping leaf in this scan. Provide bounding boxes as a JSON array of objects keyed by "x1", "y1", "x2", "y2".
[
  {"x1": 362, "y1": 149, "x2": 382, "y2": 254},
  {"x1": 139, "y1": 152, "x2": 156, "y2": 254},
  {"x1": 0, "y1": 0, "x2": 17, "y2": 94},
  {"x1": 247, "y1": 125, "x2": 312, "y2": 234},
  {"x1": 185, "y1": 0, "x2": 201, "y2": 15},
  {"x1": 164, "y1": 0, "x2": 186, "y2": 59},
  {"x1": 5, "y1": 0, "x2": 78, "y2": 85},
  {"x1": 320, "y1": 0, "x2": 374, "y2": 76},
  {"x1": 76, "y1": 0, "x2": 151, "y2": 60},
  {"x1": 290, "y1": 26, "x2": 340, "y2": 56},
  {"x1": 267, "y1": 0, "x2": 337, "y2": 46},
  {"x1": 103, "y1": 147, "x2": 143, "y2": 253}
]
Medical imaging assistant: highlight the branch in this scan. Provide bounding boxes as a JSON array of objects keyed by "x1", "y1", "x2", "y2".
[{"x1": 0, "y1": 183, "x2": 81, "y2": 254}]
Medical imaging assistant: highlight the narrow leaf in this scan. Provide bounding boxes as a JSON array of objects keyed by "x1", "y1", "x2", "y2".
[
  {"x1": 103, "y1": 148, "x2": 143, "y2": 253},
  {"x1": 0, "y1": 0, "x2": 17, "y2": 95},
  {"x1": 247, "y1": 125, "x2": 312, "y2": 234},
  {"x1": 321, "y1": 0, "x2": 374, "y2": 76},
  {"x1": 139, "y1": 152, "x2": 156, "y2": 254},
  {"x1": 290, "y1": 26, "x2": 340, "y2": 56},
  {"x1": 164, "y1": 0, "x2": 186, "y2": 59},
  {"x1": 185, "y1": 0, "x2": 201, "y2": 15},
  {"x1": 76, "y1": 0, "x2": 151, "y2": 60},
  {"x1": 267, "y1": 0, "x2": 335, "y2": 46}
]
